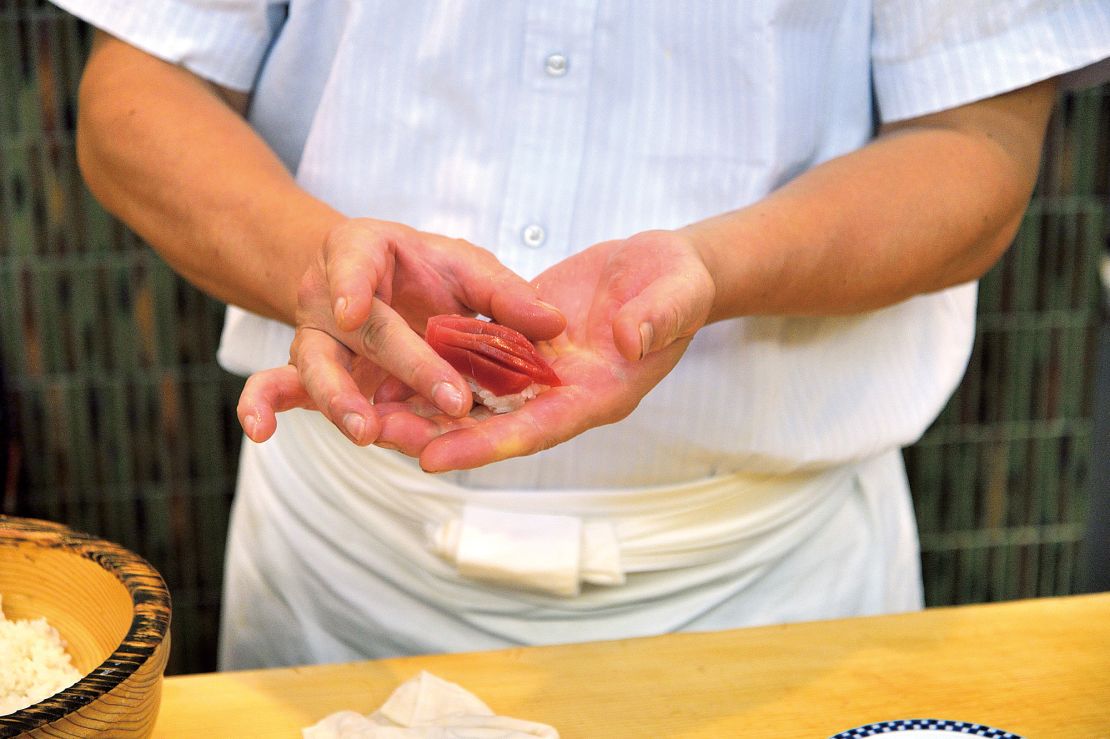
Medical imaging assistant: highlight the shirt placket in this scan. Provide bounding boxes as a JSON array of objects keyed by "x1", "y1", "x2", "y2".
[{"x1": 497, "y1": 0, "x2": 598, "y2": 279}]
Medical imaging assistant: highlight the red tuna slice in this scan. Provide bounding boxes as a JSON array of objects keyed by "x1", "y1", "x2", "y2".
[{"x1": 425, "y1": 314, "x2": 561, "y2": 397}]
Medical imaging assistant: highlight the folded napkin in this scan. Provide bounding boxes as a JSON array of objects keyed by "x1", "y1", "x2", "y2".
[
  {"x1": 302, "y1": 670, "x2": 560, "y2": 739},
  {"x1": 426, "y1": 505, "x2": 625, "y2": 596}
]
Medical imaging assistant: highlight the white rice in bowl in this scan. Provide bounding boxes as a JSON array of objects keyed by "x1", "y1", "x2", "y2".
[{"x1": 0, "y1": 595, "x2": 82, "y2": 715}]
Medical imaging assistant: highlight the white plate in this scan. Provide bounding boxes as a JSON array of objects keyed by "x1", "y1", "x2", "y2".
[{"x1": 830, "y1": 719, "x2": 1023, "y2": 738}]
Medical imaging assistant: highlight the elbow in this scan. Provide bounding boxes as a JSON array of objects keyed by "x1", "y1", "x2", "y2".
[
  {"x1": 74, "y1": 68, "x2": 117, "y2": 214},
  {"x1": 962, "y1": 122, "x2": 1048, "y2": 284},
  {"x1": 73, "y1": 32, "x2": 149, "y2": 221},
  {"x1": 959, "y1": 177, "x2": 1038, "y2": 285},
  {"x1": 940, "y1": 130, "x2": 1043, "y2": 289}
]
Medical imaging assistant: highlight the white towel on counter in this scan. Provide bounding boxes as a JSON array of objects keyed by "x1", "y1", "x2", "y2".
[{"x1": 302, "y1": 671, "x2": 558, "y2": 739}]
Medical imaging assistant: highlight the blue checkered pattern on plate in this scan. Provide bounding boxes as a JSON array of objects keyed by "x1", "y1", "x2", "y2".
[{"x1": 831, "y1": 718, "x2": 1023, "y2": 737}]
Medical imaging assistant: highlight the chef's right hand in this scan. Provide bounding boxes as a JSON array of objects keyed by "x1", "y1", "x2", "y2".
[{"x1": 237, "y1": 218, "x2": 566, "y2": 445}]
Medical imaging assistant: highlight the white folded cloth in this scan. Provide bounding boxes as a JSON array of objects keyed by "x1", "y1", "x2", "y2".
[
  {"x1": 302, "y1": 671, "x2": 559, "y2": 739},
  {"x1": 426, "y1": 507, "x2": 625, "y2": 596}
]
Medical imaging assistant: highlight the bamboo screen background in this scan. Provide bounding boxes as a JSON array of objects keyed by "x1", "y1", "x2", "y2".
[{"x1": 1, "y1": 6, "x2": 1107, "y2": 675}]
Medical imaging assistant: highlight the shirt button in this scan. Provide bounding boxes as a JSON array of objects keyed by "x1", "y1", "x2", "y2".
[
  {"x1": 521, "y1": 224, "x2": 546, "y2": 248},
  {"x1": 544, "y1": 53, "x2": 568, "y2": 77}
]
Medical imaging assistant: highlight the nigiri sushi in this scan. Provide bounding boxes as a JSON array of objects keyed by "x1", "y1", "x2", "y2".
[{"x1": 424, "y1": 314, "x2": 561, "y2": 413}]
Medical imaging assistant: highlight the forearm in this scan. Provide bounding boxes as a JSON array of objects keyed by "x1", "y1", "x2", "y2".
[
  {"x1": 684, "y1": 79, "x2": 1057, "y2": 322},
  {"x1": 76, "y1": 33, "x2": 342, "y2": 323}
]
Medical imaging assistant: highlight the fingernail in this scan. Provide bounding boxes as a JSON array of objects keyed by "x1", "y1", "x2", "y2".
[
  {"x1": 638, "y1": 322, "x2": 654, "y2": 359},
  {"x1": 343, "y1": 413, "x2": 365, "y2": 442},
  {"x1": 433, "y1": 381, "x2": 467, "y2": 416},
  {"x1": 538, "y1": 300, "x2": 560, "y2": 313},
  {"x1": 242, "y1": 413, "x2": 257, "y2": 439},
  {"x1": 334, "y1": 296, "x2": 348, "y2": 323}
]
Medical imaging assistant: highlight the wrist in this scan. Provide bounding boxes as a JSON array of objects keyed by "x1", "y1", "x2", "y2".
[
  {"x1": 253, "y1": 187, "x2": 347, "y2": 324},
  {"x1": 675, "y1": 209, "x2": 773, "y2": 323}
]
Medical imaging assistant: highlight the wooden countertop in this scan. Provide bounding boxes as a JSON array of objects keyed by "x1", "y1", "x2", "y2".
[{"x1": 153, "y1": 593, "x2": 1109, "y2": 737}]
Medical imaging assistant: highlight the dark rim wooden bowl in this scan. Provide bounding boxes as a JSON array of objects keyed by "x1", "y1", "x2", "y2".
[{"x1": 0, "y1": 516, "x2": 172, "y2": 738}]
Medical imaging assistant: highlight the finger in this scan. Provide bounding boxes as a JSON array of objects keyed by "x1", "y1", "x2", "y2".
[
  {"x1": 345, "y1": 298, "x2": 472, "y2": 417},
  {"x1": 373, "y1": 375, "x2": 415, "y2": 404},
  {"x1": 323, "y1": 221, "x2": 397, "y2": 332},
  {"x1": 374, "y1": 403, "x2": 484, "y2": 458},
  {"x1": 450, "y1": 248, "x2": 567, "y2": 340},
  {"x1": 418, "y1": 385, "x2": 594, "y2": 472},
  {"x1": 612, "y1": 274, "x2": 712, "y2": 361},
  {"x1": 237, "y1": 365, "x2": 314, "y2": 443},
  {"x1": 488, "y1": 287, "x2": 566, "y2": 341},
  {"x1": 294, "y1": 329, "x2": 379, "y2": 444}
]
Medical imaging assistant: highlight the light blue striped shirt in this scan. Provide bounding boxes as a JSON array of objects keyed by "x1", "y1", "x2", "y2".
[{"x1": 55, "y1": 0, "x2": 1110, "y2": 488}]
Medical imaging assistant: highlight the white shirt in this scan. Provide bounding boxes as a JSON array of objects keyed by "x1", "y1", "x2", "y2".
[
  {"x1": 54, "y1": 0, "x2": 1110, "y2": 488},
  {"x1": 51, "y1": 0, "x2": 1110, "y2": 666}
]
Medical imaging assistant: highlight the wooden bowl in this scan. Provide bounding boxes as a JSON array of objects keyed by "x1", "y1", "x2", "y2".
[{"x1": 0, "y1": 516, "x2": 171, "y2": 738}]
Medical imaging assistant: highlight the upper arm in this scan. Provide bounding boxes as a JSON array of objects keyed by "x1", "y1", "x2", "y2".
[{"x1": 86, "y1": 30, "x2": 250, "y2": 117}]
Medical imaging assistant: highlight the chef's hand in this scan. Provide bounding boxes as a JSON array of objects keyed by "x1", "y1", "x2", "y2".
[
  {"x1": 372, "y1": 229, "x2": 715, "y2": 469},
  {"x1": 237, "y1": 218, "x2": 566, "y2": 445}
]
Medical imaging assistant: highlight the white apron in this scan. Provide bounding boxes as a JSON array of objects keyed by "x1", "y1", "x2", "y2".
[{"x1": 218, "y1": 410, "x2": 922, "y2": 669}]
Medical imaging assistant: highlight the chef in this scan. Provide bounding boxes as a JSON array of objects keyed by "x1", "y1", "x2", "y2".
[{"x1": 59, "y1": 0, "x2": 1110, "y2": 668}]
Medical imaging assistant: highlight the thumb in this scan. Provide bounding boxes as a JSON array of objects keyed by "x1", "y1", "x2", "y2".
[
  {"x1": 451, "y1": 250, "x2": 567, "y2": 340},
  {"x1": 612, "y1": 273, "x2": 713, "y2": 361}
]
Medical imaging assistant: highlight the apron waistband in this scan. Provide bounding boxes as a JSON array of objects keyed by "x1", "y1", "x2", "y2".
[
  {"x1": 421, "y1": 466, "x2": 857, "y2": 597},
  {"x1": 287, "y1": 410, "x2": 864, "y2": 597}
]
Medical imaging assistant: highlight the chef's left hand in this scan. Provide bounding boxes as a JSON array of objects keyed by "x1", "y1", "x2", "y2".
[{"x1": 372, "y1": 229, "x2": 716, "y2": 470}]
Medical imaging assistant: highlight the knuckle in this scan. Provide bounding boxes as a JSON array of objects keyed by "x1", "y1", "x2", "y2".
[
  {"x1": 625, "y1": 229, "x2": 670, "y2": 252},
  {"x1": 295, "y1": 271, "x2": 319, "y2": 309},
  {"x1": 324, "y1": 219, "x2": 362, "y2": 249},
  {"x1": 445, "y1": 236, "x2": 495, "y2": 266},
  {"x1": 289, "y1": 329, "x2": 314, "y2": 359},
  {"x1": 387, "y1": 221, "x2": 416, "y2": 241},
  {"x1": 321, "y1": 396, "x2": 344, "y2": 424},
  {"x1": 296, "y1": 363, "x2": 337, "y2": 414},
  {"x1": 295, "y1": 358, "x2": 322, "y2": 393},
  {"x1": 321, "y1": 224, "x2": 350, "y2": 261},
  {"x1": 465, "y1": 240, "x2": 495, "y2": 260},
  {"x1": 658, "y1": 296, "x2": 685, "y2": 335},
  {"x1": 324, "y1": 219, "x2": 385, "y2": 262},
  {"x1": 359, "y1": 311, "x2": 400, "y2": 356}
]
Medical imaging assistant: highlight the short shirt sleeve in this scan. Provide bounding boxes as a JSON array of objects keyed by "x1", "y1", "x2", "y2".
[
  {"x1": 872, "y1": 0, "x2": 1110, "y2": 123},
  {"x1": 50, "y1": 0, "x2": 286, "y2": 91}
]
